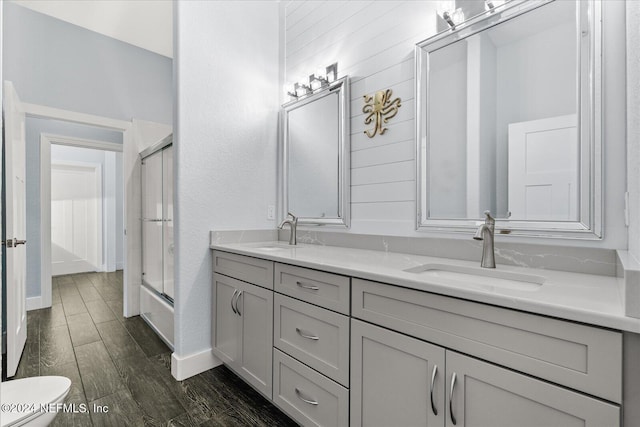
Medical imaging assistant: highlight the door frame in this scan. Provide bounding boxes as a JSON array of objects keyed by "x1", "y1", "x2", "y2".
[
  {"x1": 49, "y1": 159, "x2": 103, "y2": 278},
  {"x1": 24, "y1": 102, "x2": 141, "y2": 317}
]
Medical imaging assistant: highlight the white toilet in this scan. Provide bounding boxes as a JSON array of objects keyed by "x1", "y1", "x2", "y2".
[{"x1": 1, "y1": 376, "x2": 71, "y2": 427}]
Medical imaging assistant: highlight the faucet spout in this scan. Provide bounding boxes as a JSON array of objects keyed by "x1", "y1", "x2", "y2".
[
  {"x1": 278, "y1": 212, "x2": 298, "y2": 245},
  {"x1": 474, "y1": 211, "x2": 496, "y2": 268}
]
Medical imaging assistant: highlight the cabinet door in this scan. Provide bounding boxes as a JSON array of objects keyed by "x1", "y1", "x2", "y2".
[
  {"x1": 212, "y1": 274, "x2": 240, "y2": 367},
  {"x1": 351, "y1": 319, "x2": 445, "y2": 427},
  {"x1": 237, "y1": 280, "x2": 273, "y2": 399},
  {"x1": 445, "y1": 350, "x2": 620, "y2": 427}
]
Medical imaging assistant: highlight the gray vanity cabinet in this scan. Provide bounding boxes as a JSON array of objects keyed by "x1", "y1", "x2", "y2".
[
  {"x1": 351, "y1": 319, "x2": 620, "y2": 427},
  {"x1": 445, "y1": 351, "x2": 619, "y2": 427},
  {"x1": 350, "y1": 319, "x2": 445, "y2": 427},
  {"x1": 212, "y1": 271, "x2": 273, "y2": 399}
]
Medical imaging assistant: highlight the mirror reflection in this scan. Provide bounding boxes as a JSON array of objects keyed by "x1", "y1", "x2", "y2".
[
  {"x1": 288, "y1": 92, "x2": 339, "y2": 218},
  {"x1": 281, "y1": 77, "x2": 350, "y2": 226},
  {"x1": 416, "y1": 0, "x2": 599, "y2": 237}
]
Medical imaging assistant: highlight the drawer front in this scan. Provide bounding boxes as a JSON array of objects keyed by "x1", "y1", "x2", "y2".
[
  {"x1": 352, "y1": 278, "x2": 622, "y2": 403},
  {"x1": 275, "y1": 263, "x2": 350, "y2": 314},
  {"x1": 273, "y1": 349, "x2": 349, "y2": 427},
  {"x1": 213, "y1": 251, "x2": 273, "y2": 289},
  {"x1": 274, "y1": 294, "x2": 350, "y2": 386}
]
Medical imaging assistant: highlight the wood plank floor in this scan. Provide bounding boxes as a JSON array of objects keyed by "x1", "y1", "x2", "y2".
[{"x1": 12, "y1": 271, "x2": 298, "y2": 426}]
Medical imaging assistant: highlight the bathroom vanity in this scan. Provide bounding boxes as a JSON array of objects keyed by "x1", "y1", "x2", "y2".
[{"x1": 211, "y1": 239, "x2": 638, "y2": 427}]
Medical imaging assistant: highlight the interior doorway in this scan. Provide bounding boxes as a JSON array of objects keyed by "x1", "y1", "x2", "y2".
[
  {"x1": 39, "y1": 128, "x2": 127, "y2": 313},
  {"x1": 51, "y1": 160, "x2": 103, "y2": 276}
]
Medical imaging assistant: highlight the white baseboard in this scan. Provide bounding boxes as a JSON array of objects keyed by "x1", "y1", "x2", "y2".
[
  {"x1": 171, "y1": 349, "x2": 222, "y2": 381},
  {"x1": 26, "y1": 296, "x2": 43, "y2": 311},
  {"x1": 116, "y1": 262, "x2": 124, "y2": 270}
]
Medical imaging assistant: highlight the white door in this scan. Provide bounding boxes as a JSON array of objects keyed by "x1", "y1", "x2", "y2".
[
  {"x1": 51, "y1": 163, "x2": 102, "y2": 275},
  {"x1": 508, "y1": 114, "x2": 578, "y2": 221},
  {"x1": 3, "y1": 81, "x2": 27, "y2": 377}
]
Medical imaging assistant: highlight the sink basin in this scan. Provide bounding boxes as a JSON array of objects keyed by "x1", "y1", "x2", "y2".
[
  {"x1": 403, "y1": 263, "x2": 545, "y2": 292},
  {"x1": 249, "y1": 243, "x2": 296, "y2": 251}
]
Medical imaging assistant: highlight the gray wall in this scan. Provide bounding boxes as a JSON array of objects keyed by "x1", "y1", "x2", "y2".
[
  {"x1": 3, "y1": 2, "x2": 172, "y2": 124},
  {"x1": 25, "y1": 117, "x2": 123, "y2": 298}
]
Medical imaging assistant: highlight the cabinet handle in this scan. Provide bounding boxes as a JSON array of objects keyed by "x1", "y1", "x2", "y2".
[
  {"x1": 231, "y1": 290, "x2": 238, "y2": 314},
  {"x1": 430, "y1": 365, "x2": 438, "y2": 416},
  {"x1": 449, "y1": 372, "x2": 457, "y2": 425},
  {"x1": 296, "y1": 281, "x2": 319, "y2": 291},
  {"x1": 295, "y1": 388, "x2": 318, "y2": 406},
  {"x1": 235, "y1": 291, "x2": 243, "y2": 316},
  {"x1": 296, "y1": 328, "x2": 319, "y2": 341}
]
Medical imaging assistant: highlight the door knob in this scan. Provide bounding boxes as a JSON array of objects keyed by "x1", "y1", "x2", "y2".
[{"x1": 2, "y1": 238, "x2": 26, "y2": 247}]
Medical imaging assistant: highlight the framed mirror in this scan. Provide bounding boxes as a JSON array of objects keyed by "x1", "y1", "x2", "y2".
[
  {"x1": 416, "y1": 0, "x2": 601, "y2": 239},
  {"x1": 280, "y1": 76, "x2": 350, "y2": 226}
]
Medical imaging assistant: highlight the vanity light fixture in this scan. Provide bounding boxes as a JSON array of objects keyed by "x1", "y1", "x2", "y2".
[
  {"x1": 325, "y1": 63, "x2": 338, "y2": 83},
  {"x1": 285, "y1": 62, "x2": 340, "y2": 101},
  {"x1": 285, "y1": 83, "x2": 298, "y2": 99},
  {"x1": 437, "y1": 1, "x2": 464, "y2": 29},
  {"x1": 485, "y1": 0, "x2": 506, "y2": 11},
  {"x1": 295, "y1": 82, "x2": 312, "y2": 97},
  {"x1": 309, "y1": 73, "x2": 328, "y2": 91}
]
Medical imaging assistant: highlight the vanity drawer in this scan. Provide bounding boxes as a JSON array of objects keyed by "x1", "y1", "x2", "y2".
[
  {"x1": 275, "y1": 263, "x2": 350, "y2": 314},
  {"x1": 273, "y1": 348, "x2": 349, "y2": 427},
  {"x1": 352, "y1": 278, "x2": 622, "y2": 403},
  {"x1": 274, "y1": 294, "x2": 350, "y2": 386},
  {"x1": 212, "y1": 251, "x2": 273, "y2": 289}
]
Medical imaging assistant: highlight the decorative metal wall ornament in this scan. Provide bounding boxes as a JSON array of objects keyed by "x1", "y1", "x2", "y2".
[{"x1": 362, "y1": 89, "x2": 402, "y2": 138}]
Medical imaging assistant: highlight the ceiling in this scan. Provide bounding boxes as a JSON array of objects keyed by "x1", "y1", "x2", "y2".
[{"x1": 12, "y1": 0, "x2": 173, "y2": 58}]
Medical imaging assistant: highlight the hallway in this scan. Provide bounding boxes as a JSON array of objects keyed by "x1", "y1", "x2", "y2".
[{"x1": 13, "y1": 272, "x2": 295, "y2": 426}]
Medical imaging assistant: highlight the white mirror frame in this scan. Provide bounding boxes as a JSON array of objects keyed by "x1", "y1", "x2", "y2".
[
  {"x1": 280, "y1": 76, "x2": 350, "y2": 227},
  {"x1": 415, "y1": 0, "x2": 602, "y2": 239}
]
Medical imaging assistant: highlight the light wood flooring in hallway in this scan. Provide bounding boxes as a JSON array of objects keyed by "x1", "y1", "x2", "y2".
[{"x1": 12, "y1": 271, "x2": 297, "y2": 426}]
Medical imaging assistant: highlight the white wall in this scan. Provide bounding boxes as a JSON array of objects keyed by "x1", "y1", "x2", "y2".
[
  {"x1": 628, "y1": 2, "x2": 640, "y2": 262},
  {"x1": 284, "y1": 0, "x2": 628, "y2": 249},
  {"x1": 429, "y1": 41, "x2": 467, "y2": 218},
  {"x1": 495, "y1": 14, "x2": 575, "y2": 217},
  {"x1": 174, "y1": 1, "x2": 280, "y2": 357}
]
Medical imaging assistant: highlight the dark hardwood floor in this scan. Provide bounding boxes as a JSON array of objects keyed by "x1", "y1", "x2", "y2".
[{"x1": 12, "y1": 272, "x2": 298, "y2": 426}]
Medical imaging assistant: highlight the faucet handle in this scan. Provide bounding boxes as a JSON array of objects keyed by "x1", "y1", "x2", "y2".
[
  {"x1": 287, "y1": 212, "x2": 298, "y2": 222},
  {"x1": 483, "y1": 210, "x2": 495, "y2": 225}
]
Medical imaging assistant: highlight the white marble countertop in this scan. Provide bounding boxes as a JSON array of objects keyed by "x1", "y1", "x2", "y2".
[{"x1": 210, "y1": 240, "x2": 640, "y2": 333}]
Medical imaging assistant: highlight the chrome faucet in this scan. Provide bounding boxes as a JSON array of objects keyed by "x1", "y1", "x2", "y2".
[
  {"x1": 473, "y1": 210, "x2": 496, "y2": 268},
  {"x1": 278, "y1": 212, "x2": 298, "y2": 245}
]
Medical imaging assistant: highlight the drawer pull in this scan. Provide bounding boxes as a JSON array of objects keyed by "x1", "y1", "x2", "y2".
[
  {"x1": 295, "y1": 388, "x2": 319, "y2": 406},
  {"x1": 449, "y1": 372, "x2": 457, "y2": 425},
  {"x1": 296, "y1": 281, "x2": 319, "y2": 291},
  {"x1": 231, "y1": 289, "x2": 239, "y2": 314},
  {"x1": 430, "y1": 365, "x2": 438, "y2": 416},
  {"x1": 296, "y1": 328, "x2": 319, "y2": 341}
]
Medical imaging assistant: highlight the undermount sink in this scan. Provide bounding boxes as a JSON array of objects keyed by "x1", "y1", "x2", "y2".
[
  {"x1": 403, "y1": 263, "x2": 545, "y2": 292},
  {"x1": 249, "y1": 243, "x2": 296, "y2": 251}
]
